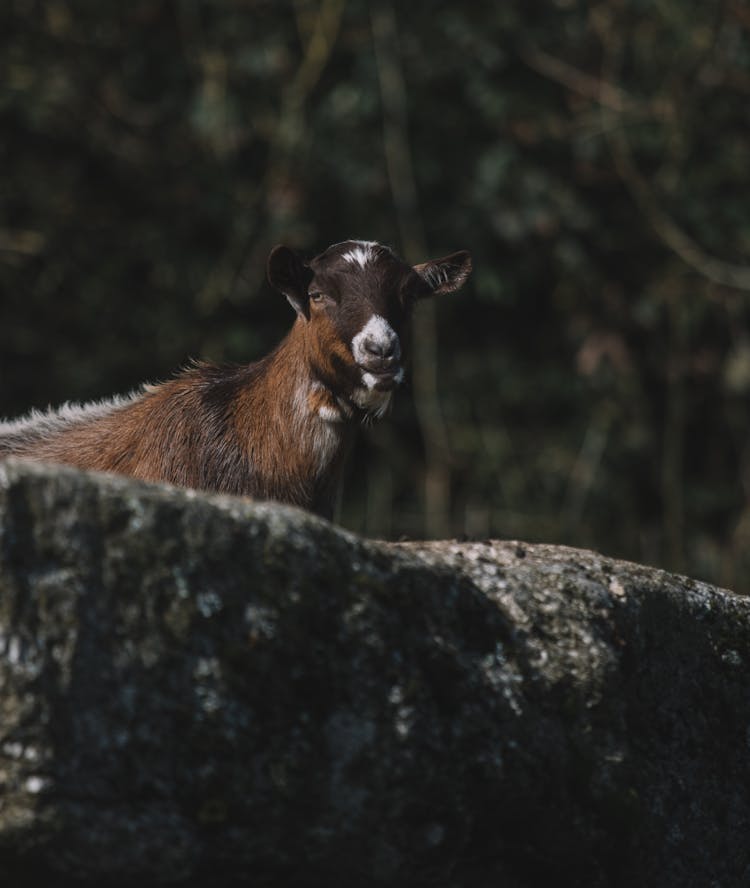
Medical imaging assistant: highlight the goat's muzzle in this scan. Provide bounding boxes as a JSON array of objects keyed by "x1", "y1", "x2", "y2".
[
  {"x1": 359, "y1": 357, "x2": 404, "y2": 391},
  {"x1": 352, "y1": 315, "x2": 404, "y2": 391}
]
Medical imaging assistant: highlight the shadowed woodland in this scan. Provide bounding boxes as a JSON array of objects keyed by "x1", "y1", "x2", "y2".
[{"x1": 2, "y1": 1, "x2": 750, "y2": 590}]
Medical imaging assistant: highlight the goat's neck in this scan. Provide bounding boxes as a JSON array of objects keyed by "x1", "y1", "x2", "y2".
[
  {"x1": 270, "y1": 319, "x2": 356, "y2": 426},
  {"x1": 242, "y1": 321, "x2": 352, "y2": 517}
]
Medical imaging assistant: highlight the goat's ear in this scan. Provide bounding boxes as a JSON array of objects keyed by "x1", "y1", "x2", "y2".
[
  {"x1": 267, "y1": 245, "x2": 314, "y2": 320},
  {"x1": 413, "y1": 250, "x2": 472, "y2": 296}
]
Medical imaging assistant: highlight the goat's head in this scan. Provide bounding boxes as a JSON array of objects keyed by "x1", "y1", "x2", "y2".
[{"x1": 267, "y1": 239, "x2": 472, "y2": 417}]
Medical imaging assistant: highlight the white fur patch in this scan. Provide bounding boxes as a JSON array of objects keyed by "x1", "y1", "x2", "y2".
[
  {"x1": 351, "y1": 315, "x2": 400, "y2": 367},
  {"x1": 341, "y1": 241, "x2": 378, "y2": 269},
  {"x1": 318, "y1": 404, "x2": 343, "y2": 423},
  {"x1": 309, "y1": 381, "x2": 344, "y2": 423},
  {"x1": 311, "y1": 421, "x2": 342, "y2": 474},
  {"x1": 292, "y1": 383, "x2": 311, "y2": 428},
  {"x1": 295, "y1": 381, "x2": 344, "y2": 474}
]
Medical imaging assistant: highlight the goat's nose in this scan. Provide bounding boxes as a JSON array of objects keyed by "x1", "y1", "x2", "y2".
[{"x1": 364, "y1": 337, "x2": 396, "y2": 359}]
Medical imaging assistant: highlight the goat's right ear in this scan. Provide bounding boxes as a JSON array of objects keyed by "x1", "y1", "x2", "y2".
[
  {"x1": 267, "y1": 245, "x2": 314, "y2": 321},
  {"x1": 413, "y1": 250, "x2": 472, "y2": 296}
]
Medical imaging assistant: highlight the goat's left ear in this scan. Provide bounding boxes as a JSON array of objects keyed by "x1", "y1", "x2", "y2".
[
  {"x1": 413, "y1": 250, "x2": 472, "y2": 296},
  {"x1": 267, "y1": 245, "x2": 314, "y2": 320}
]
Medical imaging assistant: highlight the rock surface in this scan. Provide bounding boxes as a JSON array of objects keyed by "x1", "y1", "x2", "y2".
[{"x1": 0, "y1": 459, "x2": 749, "y2": 887}]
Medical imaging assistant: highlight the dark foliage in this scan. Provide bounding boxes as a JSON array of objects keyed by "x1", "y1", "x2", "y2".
[{"x1": 2, "y1": 0, "x2": 750, "y2": 588}]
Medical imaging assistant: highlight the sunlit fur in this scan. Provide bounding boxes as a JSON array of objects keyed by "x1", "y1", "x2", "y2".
[
  {"x1": 0, "y1": 240, "x2": 471, "y2": 517},
  {"x1": 0, "y1": 393, "x2": 141, "y2": 451}
]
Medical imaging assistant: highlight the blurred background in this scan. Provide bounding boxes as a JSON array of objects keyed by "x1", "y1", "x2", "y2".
[{"x1": 2, "y1": 0, "x2": 750, "y2": 590}]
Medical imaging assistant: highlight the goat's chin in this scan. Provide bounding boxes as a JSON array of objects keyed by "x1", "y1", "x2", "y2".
[{"x1": 352, "y1": 381, "x2": 393, "y2": 418}]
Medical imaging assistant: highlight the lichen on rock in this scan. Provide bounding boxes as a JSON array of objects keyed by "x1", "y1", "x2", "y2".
[{"x1": 1, "y1": 459, "x2": 749, "y2": 887}]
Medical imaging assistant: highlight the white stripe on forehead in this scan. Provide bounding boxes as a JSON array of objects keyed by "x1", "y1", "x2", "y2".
[
  {"x1": 341, "y1": 240, "x2": 379, "y2": 269},
  {"x1": 339, "y1": 239, "x2": 396, "y2": 270}
]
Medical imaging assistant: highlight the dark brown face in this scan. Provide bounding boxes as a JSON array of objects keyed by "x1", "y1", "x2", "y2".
[{"x1": 267, "y1": 239, "x2": 472, "y2": 414}]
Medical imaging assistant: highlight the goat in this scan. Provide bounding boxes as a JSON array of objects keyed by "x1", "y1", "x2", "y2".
[{"x1": 0, "y1": 240, "x2": 472, "y2": 518}]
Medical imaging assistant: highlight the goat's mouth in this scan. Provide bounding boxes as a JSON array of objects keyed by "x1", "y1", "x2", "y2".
[{"x1": 359, "y1": 364, "x2": 404, "y2": 391}]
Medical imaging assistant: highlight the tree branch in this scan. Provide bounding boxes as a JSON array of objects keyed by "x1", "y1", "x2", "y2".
[{"x1": 522, "y1": 35, "x2": 750, "y2": 292}]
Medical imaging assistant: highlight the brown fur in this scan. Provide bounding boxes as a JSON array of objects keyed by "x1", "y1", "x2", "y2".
[{"x1": 0, "y1": 240, "x2": 472, "y2": 517}]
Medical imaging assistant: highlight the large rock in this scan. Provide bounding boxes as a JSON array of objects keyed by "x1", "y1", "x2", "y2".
[{"x1": 0, "y1": 459, "x2": 748, "y2": 887}]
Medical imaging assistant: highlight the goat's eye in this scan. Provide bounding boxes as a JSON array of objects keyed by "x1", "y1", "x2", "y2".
[{"x1": 310, "y1": 292, "x2": 325, "y2": 302}]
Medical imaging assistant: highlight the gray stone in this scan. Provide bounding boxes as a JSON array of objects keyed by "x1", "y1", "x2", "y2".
[{"x1": 0, "y1": 458, "x2": 748, "y2": 887}]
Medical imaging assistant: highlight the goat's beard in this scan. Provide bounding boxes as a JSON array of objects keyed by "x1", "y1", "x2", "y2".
[{"x1": 351, "y1": 381, "x2": 394, "y2": 421}]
